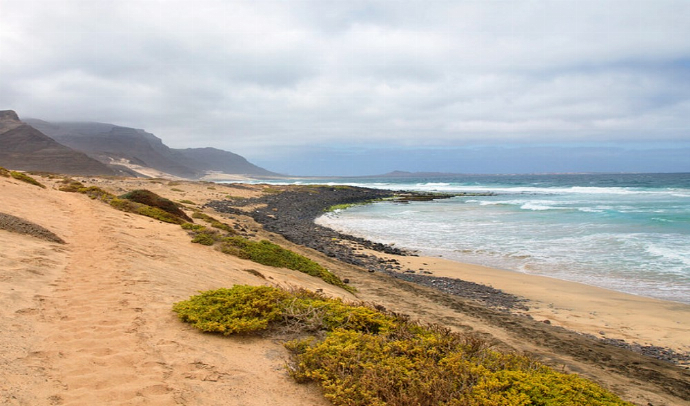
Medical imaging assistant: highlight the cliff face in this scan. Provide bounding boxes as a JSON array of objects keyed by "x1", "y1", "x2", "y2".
[
  {"x1": 0, "y1": 111, "x2": 117, "y2": 176},
  {"x1": 26, "y1": 119, "x2": 279, "y2": 179}
]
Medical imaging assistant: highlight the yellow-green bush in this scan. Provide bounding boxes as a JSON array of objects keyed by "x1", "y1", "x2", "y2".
[
  {"x1": 174, "y1": 286, "x2": 396, "y2": 336},
  {"x1": 9, "y1": 171, "x2": 45, "y2": 188},
  {"x1": 191, "y1": 232, "x2": 217, "y2": 246},
  {"x1": 173, "y1": 286, "x2": 291, "y2": 335},
  {"x1": 181, "y1": 222, "x2": 207, "y2": 232},
  {"x1": 0, "y1": 166, "x2": 10, "y2": 177},
  {"x1": 220, "y1": 237, "x2": 354, "y2": 292},
  {"x1": 120, "y1": 189, "x2": 192, "y2": 222},
  {"x1": 174, "y1": 286, "x2": 632, "y2": 406},
  {"x1": 192, "y1": 211, "x2": 236, "y2": 233}
]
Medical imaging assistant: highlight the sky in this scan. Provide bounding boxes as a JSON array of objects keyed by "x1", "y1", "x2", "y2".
[{"x1": 1, "y1": 0, "x2": 689, "y2": 176}]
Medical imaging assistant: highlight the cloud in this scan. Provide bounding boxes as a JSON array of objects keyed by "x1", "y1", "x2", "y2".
[{"x1": 1, "y1": 0, "x2": 689, "y2": 173}]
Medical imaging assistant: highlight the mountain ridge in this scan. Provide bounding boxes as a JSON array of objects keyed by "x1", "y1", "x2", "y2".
[
  {"x1": 0, "y1": 111, "x2": 118, "y2": 176},
  {"x1": 23, "y1": 117, "x2": 280, "y2": 179}
]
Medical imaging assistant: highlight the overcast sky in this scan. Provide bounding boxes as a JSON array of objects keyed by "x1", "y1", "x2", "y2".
[{"x1": 1, "y1": 0, "x2": 689, "y2": 175}]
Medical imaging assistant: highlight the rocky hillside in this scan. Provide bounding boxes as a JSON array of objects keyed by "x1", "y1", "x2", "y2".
[
  {"x1": 172, "y1": 147, "x2": 278, "y2": 178},
  {"x1": 26, "y1": 119, "x2": 279, "y2": 179},
  {"x1": 0, "y1": 111, "x2": 116, "y2": 176}
]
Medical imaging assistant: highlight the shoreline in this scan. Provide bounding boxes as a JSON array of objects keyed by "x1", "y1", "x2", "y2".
[{"x1": 208, "y1": 185, "x2": 690, "y2": 365}]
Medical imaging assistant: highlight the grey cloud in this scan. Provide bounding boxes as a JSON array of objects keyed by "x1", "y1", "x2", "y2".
[{"x1": 1, "y1": 0, "x2": 689, "y2": 174}]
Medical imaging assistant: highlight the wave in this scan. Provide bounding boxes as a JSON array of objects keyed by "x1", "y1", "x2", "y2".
[{"x1": 646, "y1": 244, "x2": 690, "y2": 268}]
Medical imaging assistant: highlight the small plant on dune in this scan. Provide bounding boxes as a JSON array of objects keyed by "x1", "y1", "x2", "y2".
[
  {"x1": 220, "y1": 237, "x2": 354, "y2": 293},
  {"x1": 173, "y1": 286, "x2": 292, "y2": 335},
  {"x1": 57, "y1": 178, "x2": 85, "y2": 192},
  {"x1": 120, "y1": 189, "x2": 192, "y2": 222},
  {"x1": 173, "y1": 286, "x2": 632, "y2": 406},
  {"x1": 192, "y1": 211, "x2": 236, "y2": 234},
  {"x1": 9, "y1": 171, "x2": 45, "y2": 188},
  {"x1": 191, "y1": 232, "x2": 218, "y2": 246},
  {"x1": 181, "y1": 222, "x2": 207, "y2": 232},
  {"x1": 0, "y1": 166, "x2": 10, "y2": 177},
  {"x1": 179, "y1": 199, "x2": 196, "y2": 205}
]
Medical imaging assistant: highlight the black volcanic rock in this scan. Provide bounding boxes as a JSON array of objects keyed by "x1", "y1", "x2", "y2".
[
  {"x1": 26, "y1": 119, "x2": 278, "y2": 179},
  {"x1": 0, "y1": 111, "x2": 116, "y2": 176}
]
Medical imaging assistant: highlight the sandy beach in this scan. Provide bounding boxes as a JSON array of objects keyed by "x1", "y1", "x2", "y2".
[{"x1": 1, "y1": 173, "x2": 689, "y2": 405}]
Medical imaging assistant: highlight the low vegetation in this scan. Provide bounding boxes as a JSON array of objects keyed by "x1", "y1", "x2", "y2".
[
  {"x1": 192, "y1": 211, "x2": 236, "y2": 233},
  {"x1": 9, "y1": 171, "x2": 46, "y2": 188},
  {"x1": 58, "y1": 179, "x2": 189, "y2": 224},
  {"x1": 220, "y1": 237, "x2": 354, "y2": 293},
  {"x1": 174, "y1": 286, "x2": 632, "y2": 406},
  {"x1": 185, "y1": 211, "x2": 352, "y2": 291},
  {"x1": 0, "y1": 166, "x2": 9, "y2": 177},
  {"x1": 120, "y1": 189, "x2": 192, "y2": 222}
]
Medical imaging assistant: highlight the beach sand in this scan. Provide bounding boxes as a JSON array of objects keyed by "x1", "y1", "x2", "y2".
[
  {"x1": 375, "y1": 253, "x2": 690, "y2": 356},
  {"x1": 1, "y1": 173, "x2": 689, "y2": 405}
]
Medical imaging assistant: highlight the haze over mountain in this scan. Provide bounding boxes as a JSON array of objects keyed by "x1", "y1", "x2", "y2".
[
  {"x1": 25, "y1": 118, "x2": 279, "y2": 179},
  {"x1": 0, "y1": 111, "x2": 116, "y2": 176}
]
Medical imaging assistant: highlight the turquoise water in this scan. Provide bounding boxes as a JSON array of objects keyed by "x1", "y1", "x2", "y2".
[{"x1": 246, "y1": 173, "x2": 690, "y2": 304}]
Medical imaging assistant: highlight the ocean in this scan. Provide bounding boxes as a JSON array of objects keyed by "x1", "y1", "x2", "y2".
[{"x1": 240, "y1": 173, "x2": 690, "y2": 304}]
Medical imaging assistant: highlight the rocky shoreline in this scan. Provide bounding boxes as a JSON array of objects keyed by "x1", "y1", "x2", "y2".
[{"x1": 209, "y1": 186, "x2": 538, "y2": 312}]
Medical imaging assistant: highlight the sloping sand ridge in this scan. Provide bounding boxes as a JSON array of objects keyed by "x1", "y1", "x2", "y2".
[{"x1": 1, "y1": 173, "x2": 689, "y2": 405}]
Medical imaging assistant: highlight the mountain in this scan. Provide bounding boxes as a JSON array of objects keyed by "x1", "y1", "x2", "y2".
[
  {"x1": 26, "y1": 120, "x2": 199, "y2": 178},
  {"x1": 172, "y1": 147, "x2": 277, "y2": 178},
  {"x1": 26, "y1": 119, "x2": 280, "y2": 179},
  {"x1": 0, "y1": 111, "x2": 117, "y2": 176}
]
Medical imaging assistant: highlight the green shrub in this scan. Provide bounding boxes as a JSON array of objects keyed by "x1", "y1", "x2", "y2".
[
  {"x1": 174, "y1": 286, "x2": 394, "y2": 336},
  {"x1": 220, "y1": 237, "x2": 353, "y2": 292},
  {"x1": 136, "y1": 205, "x2": 186, "y2": 224},
  {"x1": 192, "y1": 212, "x2": 236, "y2": 233},
  {"x1": 172, "y1": 286, "x2": 291, "y2": 335},
  {"x1": 291, "y1": 330, "x2": 633, "y2": 406},
  {"x1": 58, "y1": 179, "x2": 86, "y2": 192},
  {"x1": 78, "y1": 185, "x2": 115, "y2": 200},
  {"x1": 181, "y1": 222, "x2": 207, "y2": 232},
  {"x1": 174, "y1": 286, "x2": 632, "y2": 406},
  {"x1": 0, "y1": 166, "x2": 10, "y2": 177},
  {"x1": 120, "y1": 189, "x2": 192, "y2": 222},
  {"x1": 9, "y1": 171, "x2": 45, "y2": 188},
  {"x1": 179, "y1": 199, "x2": 196, "y2": 205},
  {"x1": 191, "y1": 233, "x2": 217, "y2": 246}
]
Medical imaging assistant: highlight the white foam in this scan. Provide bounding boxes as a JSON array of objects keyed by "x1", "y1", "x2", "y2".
[
  {"x1": 646, "y1": 244, "x2": 690, "y2": 267},
  {"x1": 520, "y1": 202, "x2": 556, "y2": 211}
]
